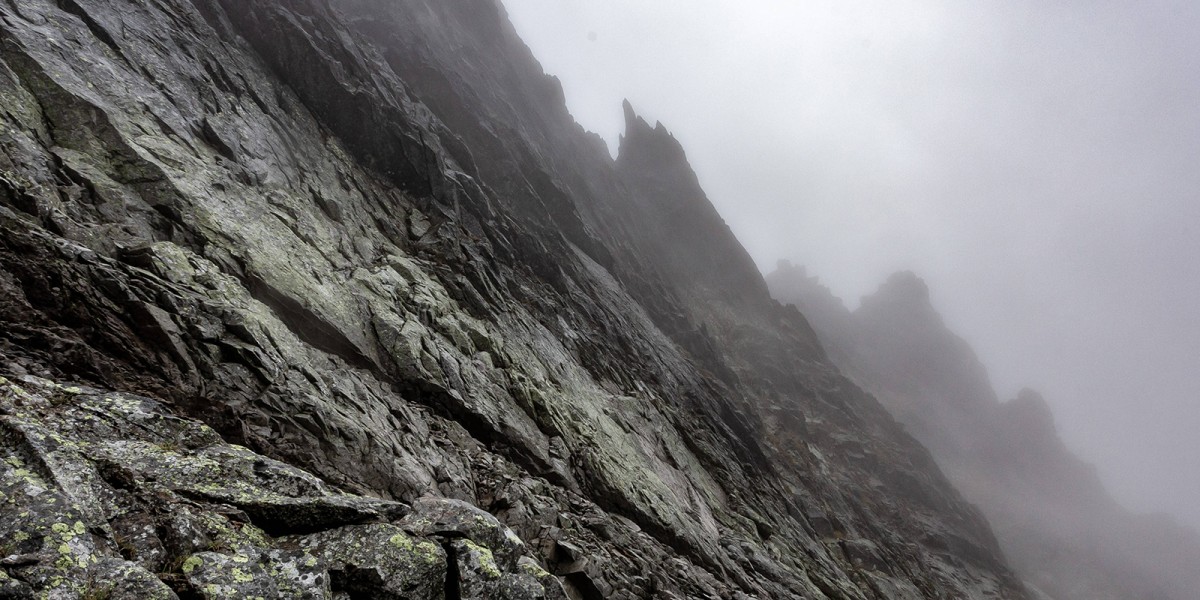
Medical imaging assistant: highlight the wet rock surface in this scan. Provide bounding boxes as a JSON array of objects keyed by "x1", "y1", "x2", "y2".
[{"x1": 0, "y1": 0, "x2": 1032, "y2": 597}]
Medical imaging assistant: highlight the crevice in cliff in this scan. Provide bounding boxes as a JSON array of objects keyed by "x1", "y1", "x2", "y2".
[
  {"x1": 0, "y1": 171, "x2": 38, "y2": 217},
  {"x1": 388, "y1": 375, "x2": 554, "y2": 481},
  {"x1": 441, "y1": 541, "x2": 462, "y2": 600},
  {"x1": 240, "y1": 272, "x2": 375, "y2": 373},
  {"x1": 562, "y1": 573, "x2": 605, "y2": 600},
  {"x1": 53, "y1": 0, "x2": 121, "y2": 56}
]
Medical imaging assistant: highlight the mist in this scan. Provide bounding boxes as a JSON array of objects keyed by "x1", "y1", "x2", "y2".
[{"x1": 501, "y1": 0, "x2": 1200, "y2": 532}]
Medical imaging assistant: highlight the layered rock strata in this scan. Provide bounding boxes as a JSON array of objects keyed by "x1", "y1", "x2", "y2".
[{"x1": 0, "y1": 0, "x2": 1032, "y2": 597}]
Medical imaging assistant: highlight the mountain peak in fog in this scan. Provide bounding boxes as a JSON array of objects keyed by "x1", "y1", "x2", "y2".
[
  {"x1": 768, "y1": 263, "x2": 1200, "y2": 599},
  {"x1": 861, "y1": 270, "x2": 932, "y2": 311},
  {"x1": 619, "y1": 99, "x2": 684, "y2": 164}
]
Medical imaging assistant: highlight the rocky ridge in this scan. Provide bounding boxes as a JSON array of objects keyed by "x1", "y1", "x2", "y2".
[
  {"x1": 2, "y1": 0, "x2": 1030, "y2": 597},
  {"x1": 767, "y1": 261, "x2": 1200, "y2": 600}
]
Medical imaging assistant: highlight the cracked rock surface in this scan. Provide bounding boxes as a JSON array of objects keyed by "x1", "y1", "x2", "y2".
[
  {"x1": 0, "y1": 0, "x2": 1031, "y2": 597},
  {"x1": 0, "y1": 375, "x2": 562, "y2": 599}
]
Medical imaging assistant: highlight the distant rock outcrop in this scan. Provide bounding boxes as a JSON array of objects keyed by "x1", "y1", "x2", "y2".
[{"x1": 768, "y1": 262, "x2": 1200, "y2": 600}]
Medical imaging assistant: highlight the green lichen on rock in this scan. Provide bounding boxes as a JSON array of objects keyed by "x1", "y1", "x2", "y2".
[
  {"x1": 401, "y1": 496, "x2": 526, "y2": 569},
  {"x1": 517, "y1": 556, "x2": 552, "y2": 579},
  {"x1": 463, "y1": 539, "x2": 502, "y2": 579},
  {"x1": 294, "y1": 523, "x2": 446, "y2": 598},
  {"x1": 83, "y1": 559, "x2": 177, "y2": 600},
  {"x1": 0, "y1": 375, "x2": 550, "y2": 599},
  {"x1": 452, "y1": 539, "x2": 551, "y2": 600},
  {"x1": 180, "y1": 551, "x2": 285, "y2": 599},
  {"x1": 387, "y1": 531, "x2": 442, "y2": 565}
]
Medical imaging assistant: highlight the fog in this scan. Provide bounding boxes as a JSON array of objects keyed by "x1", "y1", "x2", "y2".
[{"x1": 502, "y1": 0, "x2": 1200, "y2": 531}]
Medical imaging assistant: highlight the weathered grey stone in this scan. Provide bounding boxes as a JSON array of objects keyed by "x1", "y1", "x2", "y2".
[
  {"x1": 518, "y1": 556, "x2": 569, "y2": 600},
  {"x1": 87, "y1": 558, "x2": 178, "y2": 600},
  {"x1": 0, "y1": 569, "x2": 34, "y2": 599},
  {"x1": 451, "y1": 538, "x2": 546, "y2": 600},
  {"x1": 402, "y1": 496, "x2": 526, "y2": 569},
  {"x1": 295, "y1": 524, "x2": 445, "y2": 600},
  {"x1": 0, "y1": 0, "x2": 1046, "y2": 597},
  {"x1": 0, "y1": 377, "x2": 443, "y2": 599}
]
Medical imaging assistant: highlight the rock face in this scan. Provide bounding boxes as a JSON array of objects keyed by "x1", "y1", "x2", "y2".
[
  {"x1": 1, "y1": 0, "x2": 1031, "y2": 597},
  {"x1": 767, "y1": 261, "x2": 1200, "y2": 600},
  {"x1": 0, "y1": 374, "x2": 553, "y2": 599}
]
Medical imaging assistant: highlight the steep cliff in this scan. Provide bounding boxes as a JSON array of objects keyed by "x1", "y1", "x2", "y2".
[
  {"x1": 1, "y1": 0, "x2": 1031, "y2": 597},
  {"x1": 767, "y1": 262, "x2": 1200, "y2": 600}
]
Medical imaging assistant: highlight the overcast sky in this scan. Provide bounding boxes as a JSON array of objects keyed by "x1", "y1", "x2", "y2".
[{"x1": 501, "y1": 0, "x2": 1200, "y2": 530}]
